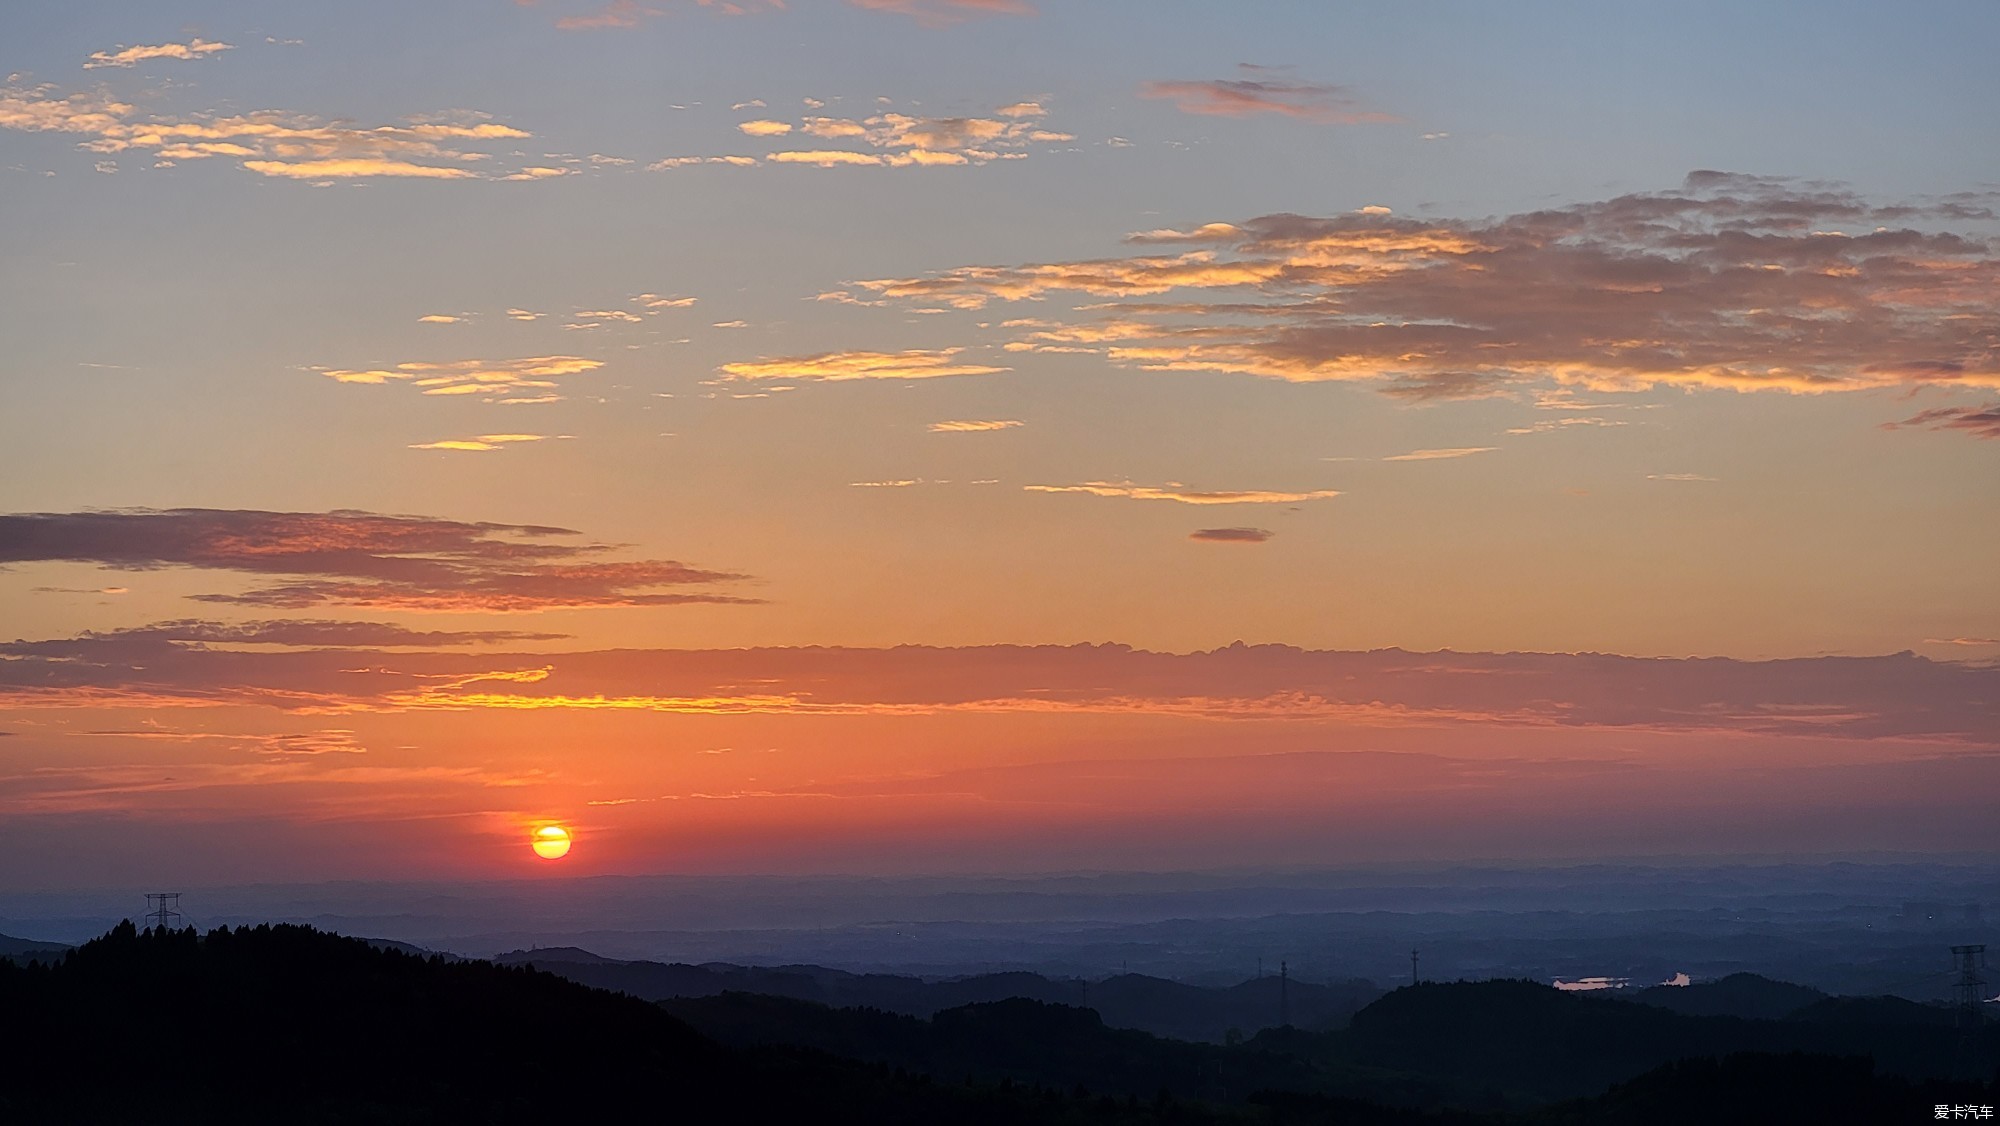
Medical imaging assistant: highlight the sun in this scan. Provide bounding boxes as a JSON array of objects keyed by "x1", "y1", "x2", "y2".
[{"x1": 530, "y1": 824, "x2": 572, "y2": 860}]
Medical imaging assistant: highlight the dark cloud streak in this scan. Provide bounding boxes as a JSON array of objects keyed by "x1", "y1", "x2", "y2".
[
  {"x1": 0, "y1": 638, "x2": 1991, "y2": 744},
  {"x1": 0, "y1": 508, "x2": 758, "y2": 612},
  {"x1": 855, "y1": 173, "x2": 2000, "y2": 399},
  {"x1": 7, "y1": 619, "x2": 569, "y2": 652},
  {"x1": 1885, "y1": 402, "x2": 2000, "y2": 440}
]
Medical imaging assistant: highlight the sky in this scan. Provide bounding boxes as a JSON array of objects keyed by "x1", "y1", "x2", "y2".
[{"x1": 1, "y1": 0, "x2": 1996, "y2": 890}]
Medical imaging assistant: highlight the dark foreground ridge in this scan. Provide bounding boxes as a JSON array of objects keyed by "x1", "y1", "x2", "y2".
[{"x1": 3, "y1": 922, "x2": 1997, "y2": 1124}]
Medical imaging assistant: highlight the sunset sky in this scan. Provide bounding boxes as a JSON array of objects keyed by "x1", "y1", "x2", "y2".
[{"x1": 3, "y1": 1, "x2": 1996, "y2": 889}]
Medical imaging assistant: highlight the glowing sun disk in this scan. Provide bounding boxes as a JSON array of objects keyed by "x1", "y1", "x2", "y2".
[{"x1": 531, "y1": 824, "x2": 571, "y2": 860}]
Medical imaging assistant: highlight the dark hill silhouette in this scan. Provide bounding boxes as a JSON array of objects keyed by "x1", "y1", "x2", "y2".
[
  {"x1": 1340, "y1": 978, "x2": 1998, "y2": 1105},
  {"x1": 496, "y1": 947, "x2": 1378, "y2": 1041},
  {"x1": 0, "y1": 922, "x2": 1272, "y2": 1125},
  {"x1": 1629, "y1": 972, "x2": 1824, "y2": 1019},
  {"x1": 1787, "y1": 993, "x2": 1961, "y2": 1026},
  {"x1": 0, "y1": 920, "x2": 726, "y2": 1122},
  {"x1": 8, "y1": 923, "x2": 1993, "y2": 1123},
  {"x1": 1093, "y1": 971, "x2": 1377, "y2": 1039},
  {"x1": 1542, "y1": 1052, "x2": 1995, "y2": 1126},
  {"x1": 663, "y1": 990, "x2": 1356, "y2": 1104}
]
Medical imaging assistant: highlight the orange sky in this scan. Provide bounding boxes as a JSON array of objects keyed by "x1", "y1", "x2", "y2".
[{"x1": 1, "y1": 1, "x2": 1997, "y2": 886}]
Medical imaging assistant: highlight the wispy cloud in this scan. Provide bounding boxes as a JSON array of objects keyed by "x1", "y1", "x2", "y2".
[
  {"x1": 555, "y1": 0, "x2": 663, "y2": 29},
  {"x1": 839, "y1": 173, "x2": 2000, "y2": 399},
  {"x1": 501, "y1": 165, "x2": 571, "y2": 181},
  {"x1": 1024, "y1": 482, "x2": 1339, "y2": 504},
  {"x1": 85, "y1": 38, "x2": 233, "y2": 69},
  {"x1": 13, "y1": 619, "x2": 566, "y2": 651},
  {"x1": 1505, "y1": 417, "x2": 1628, "y2": 435},
  {"x1": 1647, "y1": 473, "x2": 1718, "y2": 482},
  {"x1": 409, "y1": 434, "x2": 549, "y2": 452},
  {"x1": 719, "y1": 348, "x2": 1006, "y2": 381},
  {"x1": 768, "y1": 149, "x2": 890, "y2": 167},
  {"x1": 1884, "y1": 402, "x2": 2000, "y2": 440},
  {"x1": 0, "y1": 80, "x2": 537, "y2": 180},
  {"x1": 1190, "y1": 527, "x2": 1275, "y2": 543},
  {"x1": 1382, "y1": 447, "x2": 1498, "y2": 461},
  {"x1": 0, "y1": 508, "x2": 757, "y2": 613},
  {"x1": 847, "y1": 0, "x2": 1035, "y2": 26},
  {"x1": 317, "y1": 355, "x2": 601, "y2": 402},
  {"x1": 76, "y1": 727, "x2": 368, "y2": 757},
  {"x1": 539, "y1": 0, "x2": 1028, "y2": 28},
  {"x1": 242, "y1": 158, "x2": 480, "y2": 180},
  {"x1": 648, "y1": 154, "x2": 759, "y2": 169},
  {"x1": 652, "y1": 101, "x2": 1070, "y2": 171},
  {"x1": 1139, "y1": 69, "x2": 1398, "y2": 124},
  {"x1": 928, "y1": 419, "x2": 1022, "y2": 432}
]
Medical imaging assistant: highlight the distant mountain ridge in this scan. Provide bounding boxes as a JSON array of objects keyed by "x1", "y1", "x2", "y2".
[
  {"x1": 0, "y1": 931, "x2": 72, "y2": 963},
  {"x1": 494, "y1": 946, "x2": 1381, "y2": 1041}
]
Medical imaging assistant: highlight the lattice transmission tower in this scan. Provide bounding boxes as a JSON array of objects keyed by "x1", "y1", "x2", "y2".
[
  {"x1": 144, "y1": 892, "x2": 182, "y2": 931},
  {"x1": 1952, "y1": 944, "x2": 1988, "y2": 1027}
]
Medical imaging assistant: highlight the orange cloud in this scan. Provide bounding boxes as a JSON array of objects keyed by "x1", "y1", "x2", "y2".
[
  {"x1": 0, "y1": 80, "x2": 538, "y2": 180},
  {"x1": 648, "y1": 155, "x2": 759, "y2": 169},
  {"x1": 85, "y1": 38, "x2": 233, "y2": 69},
  {"x1": 1024, "y1": 482, "x2": 1340, "y2": 504},
  {"x1": 767, "y1": 149, "x2": 883, "y2": 167},
  {"x1": 928, "y1": 419, "x2": 1022, "y2": 432},
  {"x1": 501, "y1": 166, "x2": 571, "y2": 181},
  {"x1": 840, "y1": 174, "x2": 2000, "y2": 398},
  {"x1": 318, "y1": 356, "x2": 602, "y2": 402},
  {"x1": 409, "y1": 434, "x2": 549, "y2": 452},
  {"x1": 719, "y1": 348, "x2": 1006, "y2": 381},
  {"x1": 1382, "y1": 447, "x2": 1498, "y2": 461},
  {"x1": 800, "y1": 117, "x2": 869, "y2": 139},
  {"x1": 675, "y1": 103, "x2": 1069, "y2": 171},
  {"x1": 244, "y1": 158, "x2": 480, "y2": 179}
]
